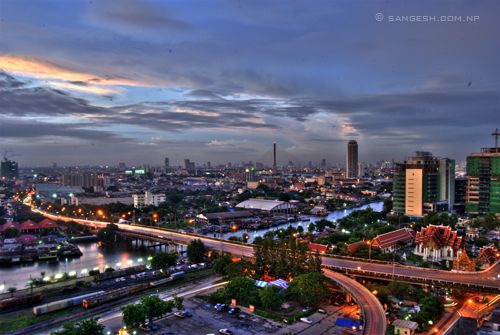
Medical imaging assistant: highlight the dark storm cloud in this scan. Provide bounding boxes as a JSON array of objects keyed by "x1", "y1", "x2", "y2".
[
  {"x1": 0, "y1": 75, "x2": 276, "y2": 139},
  {"x1": 0, "y1": 118, "x2": 127, "y2": 142}
]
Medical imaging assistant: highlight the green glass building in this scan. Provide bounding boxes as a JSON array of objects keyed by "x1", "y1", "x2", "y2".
[{"x1": 466, "y1": 147, "x2": 500, "y2": 215}]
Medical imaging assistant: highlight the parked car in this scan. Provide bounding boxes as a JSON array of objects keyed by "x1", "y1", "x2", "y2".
[
  {"x1": 317, "y1": 308, "x2": 326, "y2": 314},
  {"x1": 214, "y1": 303, "x2": 227, "y2": 312},
  {"x1": 300, "y1": 317, "x2": 313, "y2": 324},
  {"x1": 174, "y1": 310, "x2": 193, "y2": 318},
  {"x1": 218, "y1": 329, "x2": 233, "y2": 335},
  {"x1": 302, "y1": 307, "x2": 311, "y2": 313},
  {"x1": 228, "y1": 307, "x2": 240, "y2": 315}
]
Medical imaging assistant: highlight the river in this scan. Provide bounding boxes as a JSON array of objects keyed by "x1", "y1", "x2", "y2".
[
  {"x1": 0, "y1": 242, "x2": 150, "y2": 290},
  {"x1": 0, "y1": 201, "x2": 383, "y2": 291},
  {"x1": 221, "y1": 201, "x2": 384, "y2": 242}
]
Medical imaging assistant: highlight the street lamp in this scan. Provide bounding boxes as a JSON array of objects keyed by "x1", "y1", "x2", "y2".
[{"x1": 366, "y1": 240, "x2": 372, "y2": 260}]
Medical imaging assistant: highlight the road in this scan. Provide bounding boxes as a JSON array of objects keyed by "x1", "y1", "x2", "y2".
[{"x1": 323, "y1": 269, "x2": 386, "y2": 335}]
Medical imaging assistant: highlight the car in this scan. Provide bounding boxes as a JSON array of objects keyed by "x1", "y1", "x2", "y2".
[
  {"x1": 214, "y1": 303, "x2": 227, "y2": 312},
  {"x1": 302, "y1": 307, "x2": 311, "y2": 313},
  {"x1": 228, "y1": 307, "x2": 240, "y2": 315},
  {"x1": 300, "y1": 317, "x2": 313, "y2": 324},
  {"x1": 317, "y1": 308, "x2": 326, "y2": 314},
  {"x1": 174, "y1": 310, "x2": 193, "y2": 318},
  {"x1": 218, "y1": 329, "x2": 233, "y2": 335},
  {"x1": 283, "y1": 318, "x2": 291, "y2": 324}
]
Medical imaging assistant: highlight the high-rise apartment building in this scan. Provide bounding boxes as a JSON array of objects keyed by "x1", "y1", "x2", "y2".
[
  {"x1": 393, "y1": 152, "x2": 455, "y2": 217},
  {"x1": 184, "y1": 159, "x2": 196, "y2": 175},
  {"x1": 466, "y1": 131, "x2": 500, "y2": 215},
  {"x1": 62, "y1": 172, "x2": 106, "y2": 189},
  {"x1": 133, "y1": 191, "x2": 166, "y2": 209},
  {"x1": 346, "y1": 140, "x2": 358, "y2": 179},
  {"x1": 0, "y1": 158, "x2": 18, "y2": 180},
  {"x1": 164, "y1": 157, "x2": 170, "y2": 173}
]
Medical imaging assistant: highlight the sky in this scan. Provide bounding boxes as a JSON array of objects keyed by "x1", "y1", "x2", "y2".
[{"x1": 1, "y1": 0, "x2": 499, "y2": 167}]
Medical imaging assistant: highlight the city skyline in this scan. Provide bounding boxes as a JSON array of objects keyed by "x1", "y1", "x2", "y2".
[{"x1": 1, "y1": 1, "x2": 500, "y2": 166}]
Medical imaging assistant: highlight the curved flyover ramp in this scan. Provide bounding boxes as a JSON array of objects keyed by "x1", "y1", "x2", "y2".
[{"x1": 323, "y1": 269, "x2": 387, "y2": 335}]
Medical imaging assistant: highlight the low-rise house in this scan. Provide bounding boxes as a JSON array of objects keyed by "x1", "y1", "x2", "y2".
[{"x1": 393, "y1": 319, "x2": 418, "y2": 335}]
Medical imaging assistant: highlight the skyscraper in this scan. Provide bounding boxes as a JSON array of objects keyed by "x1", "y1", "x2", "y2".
[
  {"x1": 392, "y1": 152, "x2": 455, "y2": 217},
  {"x1": 273, "y1": 143, "x2": 277, "y2": 171},
  {"x1": 466, "y1": 130, "x2": 500, "y2": 215},
  {"x1": 0, "y1": 158, "x2": 18, "y2": 180},
  {"x1": 164, "y1": 157, "x2": 170, "y2": 173},
  {"x1": 346, "y1": 140, "x2": 358, "y2": 179}
]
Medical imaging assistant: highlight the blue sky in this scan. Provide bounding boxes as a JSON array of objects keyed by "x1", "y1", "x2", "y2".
[{"x1": 1, "y1": 0, "x2": 499, "y2": 166}]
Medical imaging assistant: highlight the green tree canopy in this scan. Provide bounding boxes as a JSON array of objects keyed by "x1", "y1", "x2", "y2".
[
  {"x1": 259, "y1": 285, "x2": 282, "y2": 310},
  {"x1": 151, "y1": 252, "x2": 178, "y2": 270},
  {"x1": 289, "y1": 272, "x2": 329, "y2": 307},
  {"x1": 225, "y1": 276, "x2": 259, "y2": 306},
  {"x1": 187, "y1": 239, "x2": 206, "y2": 263},
  {"x1": 122, "y1": 303, "x2": 146, "y2": 329}
]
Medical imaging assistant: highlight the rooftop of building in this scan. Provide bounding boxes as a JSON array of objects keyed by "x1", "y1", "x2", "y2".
[
  {"x1": 236, "y1": 198, "x2": 295, "y2": 211},
  {"x1": 392, "y1": 319, "x2": 418, "y2": 330}
]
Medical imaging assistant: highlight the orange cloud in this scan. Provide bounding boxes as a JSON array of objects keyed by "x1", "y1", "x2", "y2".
[{"x1": 0, "y1": 54, "x2": 151, "y2": 94}]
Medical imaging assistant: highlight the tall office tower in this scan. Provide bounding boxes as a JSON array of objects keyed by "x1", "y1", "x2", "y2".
[
  {"x1": 0, "y1": 158, "x2": 19, "y2": 180},
  {"x1": 184, "y1": 159, "x2": 196, "y2": 174},
  {"x1": 164, "y1": 157, "x2": 170, "y2": 173},
  {"x1": 273, "y1": 143, "x2": 277, "y2": 171},
  {"x1": 392, "y1": 152, "x2": 454, "y2": 217},
  {"x1": 439, "y1": 158, "x2": 455, "y2": 210},
  {"x1": 207, "y1": 161, "x2": 211, "y2": 169},
  {"x1": 466, "y1": 129, "x2": 500, "y2": 215},
  {"x1": 118, "y1": 162, "x2": 126, "y2": 170},
  {"x1": 346, "y1": 140, "x2": 358, "y2": 179}
]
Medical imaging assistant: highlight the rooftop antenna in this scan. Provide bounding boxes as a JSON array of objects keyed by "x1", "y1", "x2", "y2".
[{"x1": 493, "y1": 128, "x2": 500, "y2": 149}]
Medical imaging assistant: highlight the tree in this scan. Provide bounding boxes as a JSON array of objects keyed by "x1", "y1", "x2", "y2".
[
  {"x1": 226, "y1": 259, "x2": 253, "y2": 279},
  {"x1": 307, "y1": 223, "x2": 315, "y2": 232},
  {"x1": 259, "y1": 285, "x2": 282, "y2": 310},
  {"x1": 3, "y1": 228, "x2": 20, "y2": 238},
  {"x1": 383, "y1": 198, "x2": 393, "y2": 213},
  {"x1": 289, "y1": 272, "x2": 329, "y2": 307},
  {"x1": 151, "y1": 252, "x2": 178, "y2": 270},
  {"x1": 187, "y1": 239, "x2": 206, "y2": 263},
  {"x1": 52, "y1": 318, "x2": 104, "y2": 335},
  {"x1": 122, "y1": 303, "x2": 146, "y2": 329},
  {"x1": 140, "y1": 295, "x2": 170, "y2": 321},
  {"x1": 173, "y1": 295, "x2": 184, "y2": 310},
  {"x1": 225, "y1": 276, "x2": 259, "y2": 306},
  {"x1": 213, "y1": 254, "x2": 232, "y2": 276}
]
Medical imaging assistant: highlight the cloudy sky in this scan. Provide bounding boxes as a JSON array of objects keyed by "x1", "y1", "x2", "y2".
[{"x1": 1, "y1": 0, "x2": 499, "y2": 167}]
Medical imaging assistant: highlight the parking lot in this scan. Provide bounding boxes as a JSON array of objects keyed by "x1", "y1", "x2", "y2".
[{"x1": 141, "y1": 297, "x2": 362, "y2": 335}]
